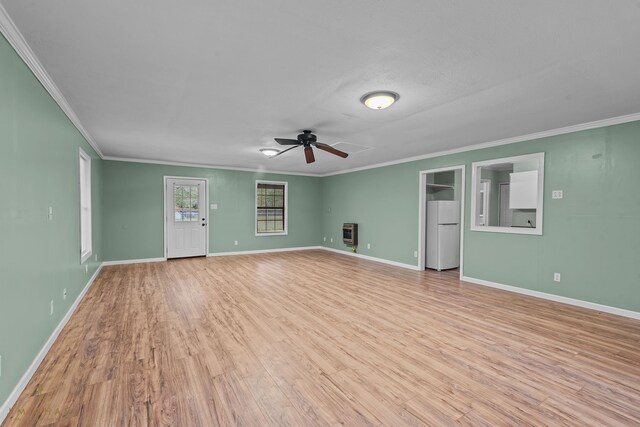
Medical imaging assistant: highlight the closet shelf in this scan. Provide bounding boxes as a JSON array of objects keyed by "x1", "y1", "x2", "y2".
[{"x1": 426, "y1": 183, "x2": 455, "y2": 191}]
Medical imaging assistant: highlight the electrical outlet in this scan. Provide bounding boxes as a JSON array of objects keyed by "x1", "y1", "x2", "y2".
[
  {"x1": 63, "y1": 288, "x2": 67, "y2": 300},
  {"x1": 95, "y1": 253, "x2": 98, "y2": 262},
  {"x1": 47, "y1": 206, "x2": 53, "y2": 221},
  {"x1": 552, "y1": 190, "x2": 563, "y2": 199},
  {"x1": 330, "y1": 237, "x2": 333, "y2": 243},
  {"x1": 85, "y1": 264, "x2": 88, "y2": 273},
  {"x1": 367, "y1": 243, "x2": 371, "y2": 249},
  {"x1": 554, "y1": 273, "x2": 561, "y2": 282},
  {"x1": 323, "y1": 237, "x2": 326, "y2": 242},
  {"x1": 50, "y1": 300, "x2": 54, "y2": 315},
  {"x1": 210, "y1": 203, "x2": 218, "y2": 210},
  {"x1": 414, "y1": 251, "x2": 418, "y2": 258},
  {"x1": 234, "y1": 240, "x2": 238, "y2": 246}
]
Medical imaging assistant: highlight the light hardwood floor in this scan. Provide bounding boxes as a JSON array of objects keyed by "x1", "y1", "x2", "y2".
[{"x1": 3, "y1": 250, "x2": 640, "y2": 426}]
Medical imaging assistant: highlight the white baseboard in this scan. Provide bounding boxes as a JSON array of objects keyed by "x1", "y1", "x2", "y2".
[
  {"x1": 207, "y1": 246, "x2": 421, "y2": 272},
  {"x1": 208, "y1": 246, "x2": 321, "y2": 257},
  {"x1": 461, "y1": 276, "x2": 640, "y2": 320},
  {"x1": 0, "y1": 264, "x2": 104, "y2": 424},
  {"x1": 320, "y1": 247, "x2": 421, "y2": 271},
  {"x1": 102, "y1": 257, "x2": 166, "y2": 266}
]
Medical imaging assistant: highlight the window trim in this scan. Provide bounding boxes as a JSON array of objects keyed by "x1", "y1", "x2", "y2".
[
  {"x1": 470, "y1": 152, "x2": 544, "y2": 235},
  {"x1": 255, "y1": 180, "x2": 288, "y2": 236},
  {"x1": 79, "y1": 148, "x2": 93, "y2": 263}
]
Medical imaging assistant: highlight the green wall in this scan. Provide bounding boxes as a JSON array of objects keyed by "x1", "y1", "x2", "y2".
[
  {"x1": 3, "y1": 21, "x2": 640, "y2": 417},
  {"x1": 0, "y1": 34, "x2": 103, "y2": 406},
  {"x1": 321, "y1": 121, "x2": 640, "y2": 312},
  {"x1": 102, "y1": 161, "x2": 322, "y2": 260}
]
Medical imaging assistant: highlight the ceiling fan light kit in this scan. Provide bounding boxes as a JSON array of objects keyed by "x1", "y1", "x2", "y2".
[{"x1": 360, "y1": 91, "x2": 399, "y2": 110}]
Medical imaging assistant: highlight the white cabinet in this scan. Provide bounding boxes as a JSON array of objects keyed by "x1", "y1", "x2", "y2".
[{"x1": 509, "y1": 170, "x2": 538, "y2": 209}]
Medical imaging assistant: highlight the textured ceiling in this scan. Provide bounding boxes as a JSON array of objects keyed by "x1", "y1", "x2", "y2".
[{"x1": 3, "y1": 0, "x2": 640, "y2": 174}]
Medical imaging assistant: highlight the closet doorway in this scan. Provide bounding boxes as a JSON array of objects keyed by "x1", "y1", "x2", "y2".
[{"x1": 418, "y1": 165, "x2": 466, "y2": 277}]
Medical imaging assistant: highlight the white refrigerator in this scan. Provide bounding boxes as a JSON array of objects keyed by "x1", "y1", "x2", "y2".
[{"x1": 426, "y1": 201, "x2": 460, "y2": 271}]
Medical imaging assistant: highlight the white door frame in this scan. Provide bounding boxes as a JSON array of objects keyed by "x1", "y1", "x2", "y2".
[
  {"x1": 163, "y1": 176, "x2": 210, "y2": 258},
  {"x1": 418, "y1": 165, "x2": 466, "y2": 278},
  {"x1": 478, "y1": 179, "x2": 491, "y2": 226}
]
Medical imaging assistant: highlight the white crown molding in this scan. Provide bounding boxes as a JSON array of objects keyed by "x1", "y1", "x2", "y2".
[
  {"x1": 106, "y1": 111, "x2": 640, "y2": 178},
  {"x1": 0, "y1": 4, "x2": 104, "y2": 158},
  {"x1": 462, "y1": 276, "x2": 640, "y2": 321},
  {"x1": 103, "y1": 156, "x2": 323, "y2": 177},
  {"x1": 0, "y1": 264, "x2": 103, "y2": 424},
  {"x1": 101, "y1": 257, "x2": 166, "y2": 266},
  {"x1": 2, "y1": 0, "x2": 638, "y2": 177},
  {"x1": 322, "y1": 112, "x2": 640, "y2": 177},
  {"x1": 320, "y1": 247, "x2": 421, "y2": 271},
  {"x1": 208, "y1": 246, "x2": 321, "y2": 257}
]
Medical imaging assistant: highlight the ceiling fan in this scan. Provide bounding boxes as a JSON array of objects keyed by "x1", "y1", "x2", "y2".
[{"x1": 271, "y1": 130, "x2": 349, "y2": 164}]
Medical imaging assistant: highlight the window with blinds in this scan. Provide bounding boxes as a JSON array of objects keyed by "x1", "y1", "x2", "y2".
[{"x1": 256, "y1": 181, "x2": 288, "y2": 235}]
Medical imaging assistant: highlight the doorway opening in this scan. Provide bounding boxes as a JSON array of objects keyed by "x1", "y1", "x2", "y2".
[
  {"x1": 418, "y1": 166, "x2": 465, "y2": 277},
  {"x1": 164, "y1": 176, "x2": 209, "y2": 259}
]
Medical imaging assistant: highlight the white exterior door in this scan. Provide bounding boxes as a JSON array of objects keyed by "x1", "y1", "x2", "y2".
[{"x1": 166, "y1": 178, "x2": 207, "y2": 258}]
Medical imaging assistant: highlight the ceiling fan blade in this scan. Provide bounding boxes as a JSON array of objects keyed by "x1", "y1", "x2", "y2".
[
  {"x1": 304, "y1": 146, "x2": 315, "y2": 164},
  {"x1": 270, "y1": 145, "x2": 299, "y2": 158},
  {"x1": 274, "y1": 138, "x2": 300, "y2": 145},
  {"x1": 314, "y1": 142, "x2": 349, "y2": 158}
]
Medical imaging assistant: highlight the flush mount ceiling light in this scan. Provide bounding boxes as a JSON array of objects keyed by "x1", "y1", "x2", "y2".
[
  {"x1": 360, "y1": 91, "x2": 399, "y2": 110},
  {"x1": 259, "y1": 147, "x2": 281, "y2": 157}
]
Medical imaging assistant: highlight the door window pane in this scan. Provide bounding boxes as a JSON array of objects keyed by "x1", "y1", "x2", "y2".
[{"x1": 174, "y1": 184, "x2": 199, "y2": 222}]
